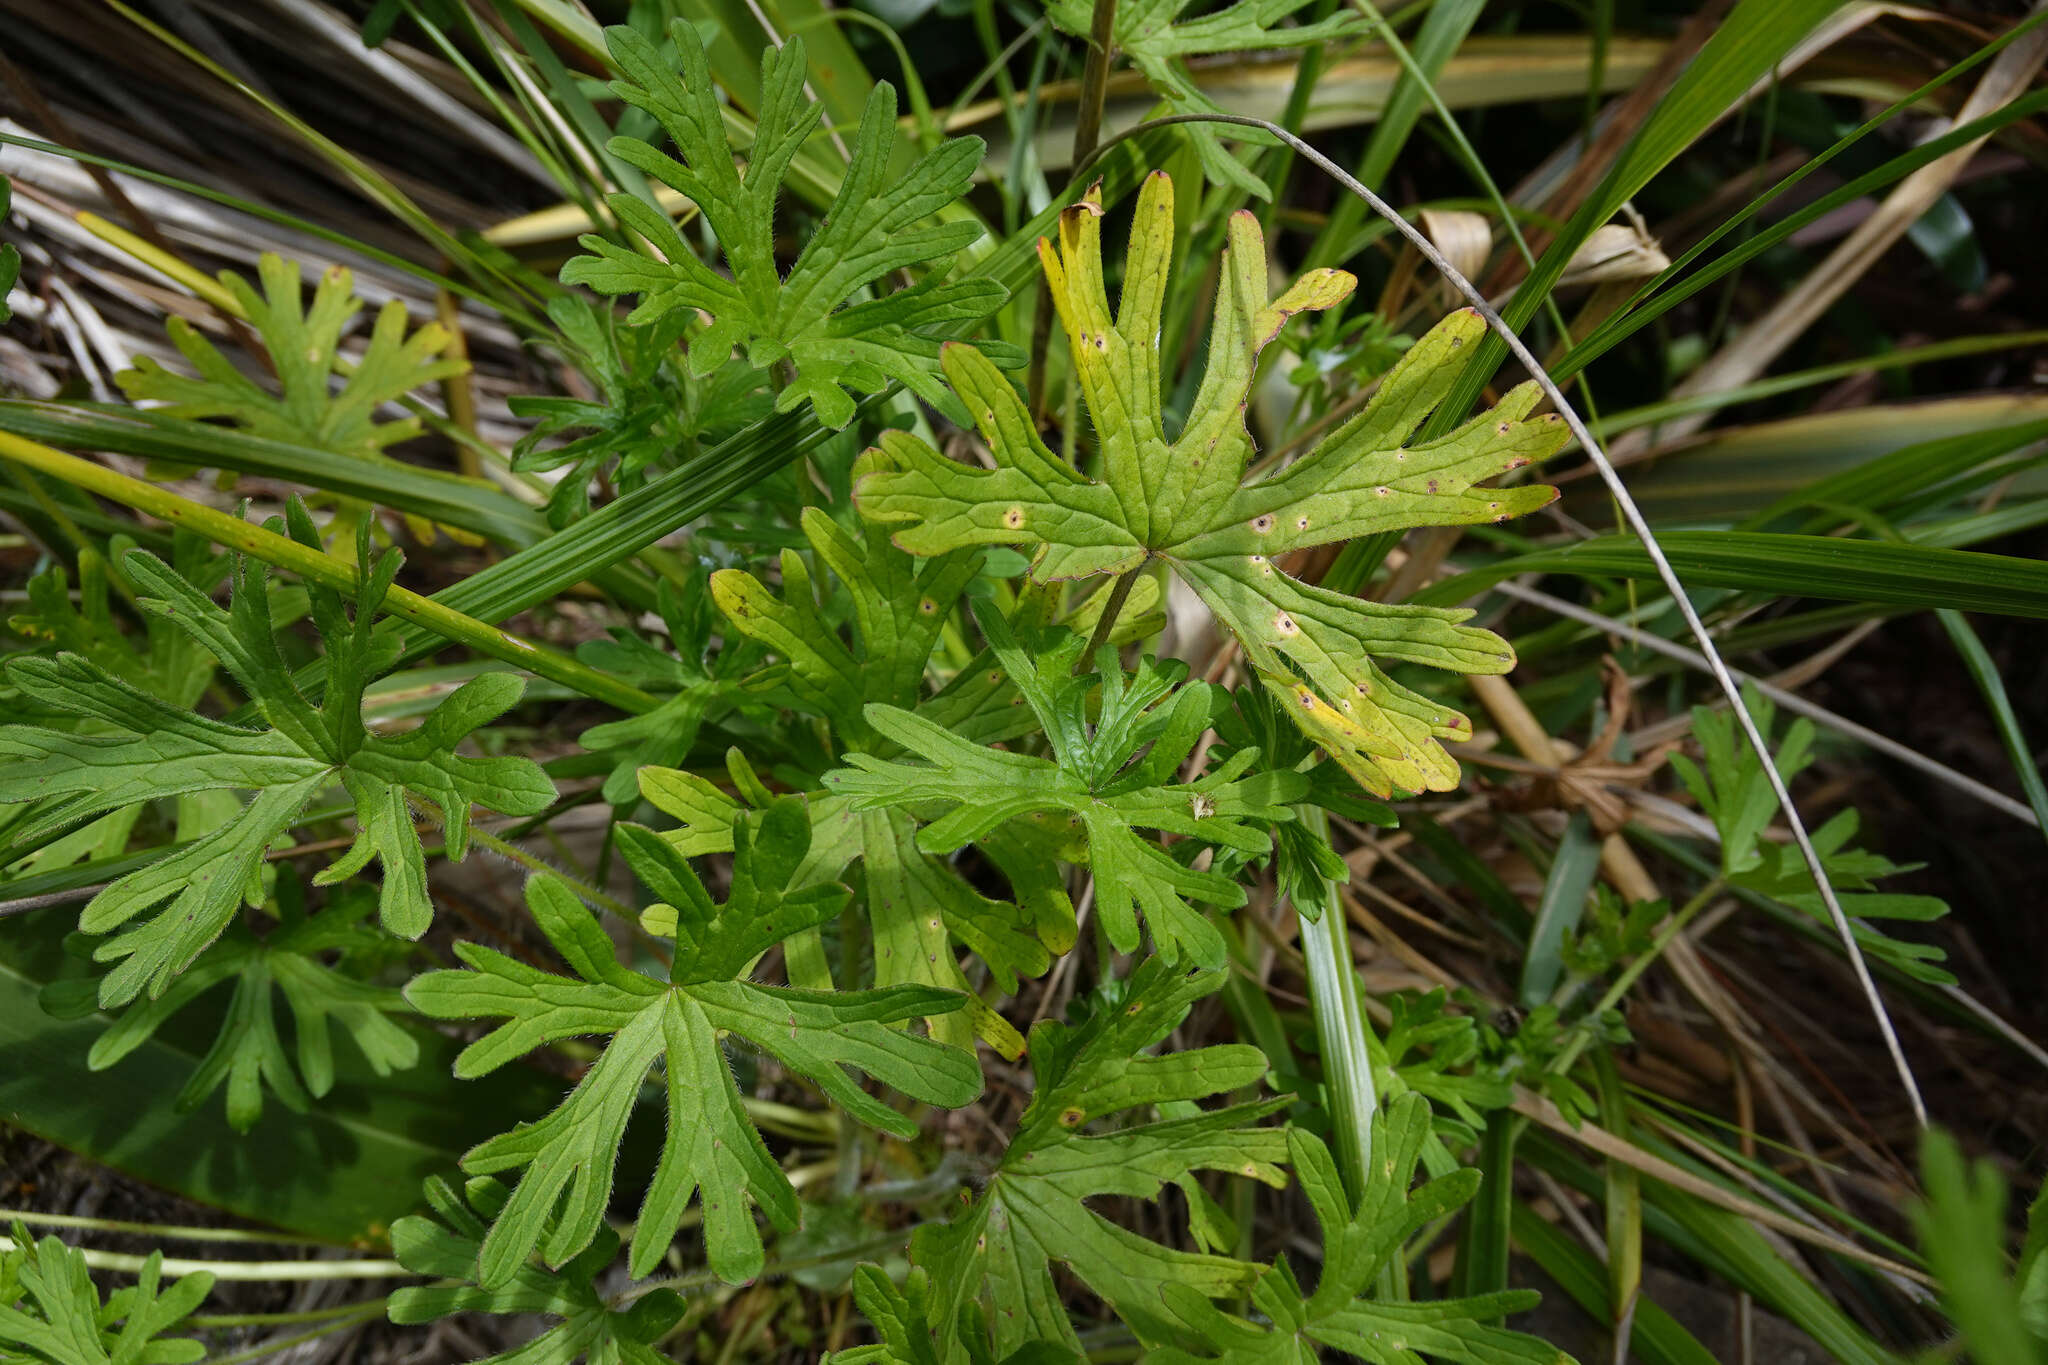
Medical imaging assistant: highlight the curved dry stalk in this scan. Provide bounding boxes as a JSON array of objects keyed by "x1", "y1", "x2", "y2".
[{"x1": 1074, "y1": 109, "x2": 1931, "y2": 1127}]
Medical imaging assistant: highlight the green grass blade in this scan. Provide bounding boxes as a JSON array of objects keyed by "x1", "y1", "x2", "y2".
[
  {"x1": 1526, "y1": 1136, "x2": 1908, "y2": 1365},
  {"x1": 1935, "y1": 609, "x2": 2048, "y2": 842},
  {"x1": 1305, "y1": 0, "x2": 1486, "y2": 269},
  {"x1": 1424, "y1": 0, "x2": 1846, "y2": 440},
  {"x1": 1559, "y1": 86, "x2": 2048, "y2": 385},
  {"x1": 1420, "y1": 532, "x2": 2048, "y2": 619},
  {"x1": 1453, "y1": 1111, "x2": 1517, "y2": 1297},
  {"x1": 1510, "y1": 1201, "x2": 1722, "y2": 1365},
  {"x1": 1521, "y1": 810, "x2": 1602, "y2": 1007},
  {"x1": 0, "y1": 402, "x2": 545, "y2": 549},
  {"x1": 0, "y1": 134, "x2": 543, "y2": 329},
  {"x1": 1594, "y1": 333, "x2": 2048, "y2": 441}
]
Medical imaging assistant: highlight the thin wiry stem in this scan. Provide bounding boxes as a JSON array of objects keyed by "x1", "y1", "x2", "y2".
[
  {"x1": 1074, "y1": 110, "x2": 1930, "y2": 1127},
  {"x1": 1487, "y1": 579, "x2": 2038, "y2": 828}
]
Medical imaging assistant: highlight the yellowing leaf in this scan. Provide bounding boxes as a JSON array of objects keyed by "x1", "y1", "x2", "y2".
[{"x1": 856, "y1": 172, "x2": 1567, "y2": 796}]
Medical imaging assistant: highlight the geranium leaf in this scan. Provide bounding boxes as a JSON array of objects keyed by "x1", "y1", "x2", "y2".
[
  {"x1": 0, "y1": 508, "x2": 554, "y2": 1005},
  {"x1": 59, "y1": 876, "x2": 418, "y2": 1134},
  {"x1": 855, "y1": 172, "x2": 1568, "y2": 797},
  {"x1": 0, "y1": 1222, "x2": 211, "y2": 1365},
  {"x1": 1150, "y1": 1095, "x2": 1574, "y2": 1365},
  {"x1": 560, "y1": 22, "x2": 1015, "y2": 430},
  {"x1": 907, "y1": 959, "x2": 1289, "y2": 1361},
  {"x1": 388, "y1": 1176, "x2": 686, "y2": 1365},
  {"x1": 406, "y1": 799, "x2": 984, "y2": 1288},
  {"x1": 710, "y1": 509, "x2": 982, "y2": 749},
  {"x1": 510, "y1": 295, "x2": 768, "y2": 528},
  {"x1": 116, "y1": 254, "x2": 464, "y2": 467},
  {"x1": 1674, "y1": 688, "x2": 1953, "y2": 983},
  {"x1": 1041, "y1": 0, "x2": 1360, "y2": 198},
  {"x1": 825, "y1": 606, "x2": 1304, "y2": 967}
]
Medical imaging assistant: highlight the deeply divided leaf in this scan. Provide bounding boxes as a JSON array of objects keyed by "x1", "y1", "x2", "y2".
[
  {"x1": 0, "y1": 516, "x2": 553, "y2": 1005},
  {"x1": 562, "y1": 23, "x2": 1014, "y2": 429},
  {"x1": 406, "y1": 800, "x2": 983, "y2": 1287},
  {"x1": 856, "y1": 172, "x2": 1567, "y2": 797}
]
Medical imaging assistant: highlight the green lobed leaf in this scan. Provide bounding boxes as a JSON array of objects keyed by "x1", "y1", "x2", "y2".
[
  {"x1": 0, "y1": 1222, "x2": 211, "y2": 1365},
  {"x1": 856, "y1": 172, "x2": 1565, "y2": 797},
  {"x1": 1040, "y1": 0, "x2": 1359, "y2": 198},
  {"x1": 630, "y1": 779, "x2": 1051, "y2": 1060},
  {"x1": 115, "y1": 254, "x2": 464, "y2": 469},
  {"x1": 826, "y1": 605, "x2": 1304, "y2": 967},
  {"x1": 49, "y1": 875, "x2": 418, "y2": 1134},
  {"x1": 908, "y1": 959, "x2": 1289, "y2": 1361},
  {"x1": 1153, "y1": 1096, "x2": 1570, "y2": 1364},
  {"x1": 672, "y1": 513, "x2": 1065, "y2": 1047},
  {"x1": 406, "y1": 799, "x2": 983, "y2": 1288},
  {"x1": 711, "y1": 508, "x2": 983, "y2": 750},
  {"x1": 561, "y1": 23, "x2": 1014, "y2": 430},
  {"x1": 388, "y1": 1176, "x2": 686, "y2": 1365},
  {"x1": 0, "y1": 904, "x2": 574, "y2": 1247},
  {"x1": 0, "y1": 510, "x2": 554, "y2": 1006},
  {"x1": 510, "y1": 294, "x2": 769, "y2": 529},
  {"x1": 1673, "y1": 689, "x2": 1951, "y2": 984}
]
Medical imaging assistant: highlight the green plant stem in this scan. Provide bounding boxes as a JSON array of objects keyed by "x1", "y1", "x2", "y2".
[
  {"x1": 1288, "y1": 804, "x2": 1378, "y2": 1198},
  {"x1": 467, "y1": 825, "x2": 672, "y2": 968},
  {"x1": 467, "y1": 827, "x2": 634, "y2": 922},
  {"x1": 0, "y1": 430, "x2": 659, "y2": 715},
  {"x1": 0, "y1": 1235, "x2": 407, "y2": 1281},
  {"x1": 1070, "y1": 0, "x2": 1120, "y2": 163},
  {"x1": 0, "y1": 1209, "x2": 328, "y2": 1246},
  {"x1": 188, "y1": 1299, "x2": 389, "y2": 1329},
  {"x1": 200, "y1": 1308, "x2": 389, "y2": 1365},
  {"x1": 1081, "y1": 564, "x2": 1142, "y2": 667},
  {"x1": 626, "y1": 1228, "x2": 918, "y2": 1300}
]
